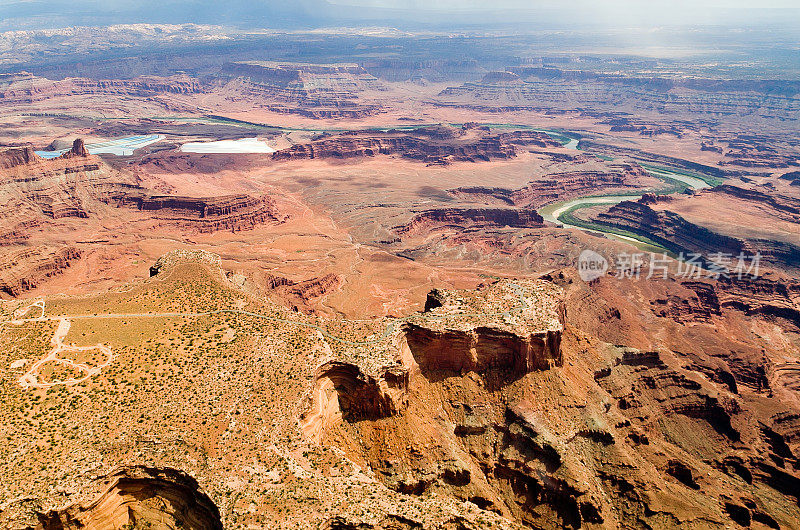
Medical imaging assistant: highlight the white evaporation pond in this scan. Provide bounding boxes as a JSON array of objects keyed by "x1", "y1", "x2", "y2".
[{"x1": 180, "y1": 137, "x2": 276, "y2": 154}]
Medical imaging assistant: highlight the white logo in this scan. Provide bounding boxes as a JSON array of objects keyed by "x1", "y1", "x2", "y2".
[{"x1": 577, "y1": 250, "x2": 608, "y2": 282}]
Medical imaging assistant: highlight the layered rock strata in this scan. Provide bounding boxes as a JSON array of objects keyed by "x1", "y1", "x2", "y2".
[{"x1": 109, "y1": 192, "x2": 280, "y2": 233}]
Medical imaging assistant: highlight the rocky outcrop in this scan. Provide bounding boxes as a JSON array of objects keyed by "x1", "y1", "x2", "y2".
[
  {"x1": 514, "y1": 166, "x2": 647, "y2": 208},
  {"x1": 222, "y1": 61, "x2": 381, "y2": 88},
  {"x1": 148, "y1": 249, "x2": 223, "y2": 278},
  {"x1": 0, "y1": 146, "x2": 104, "y2": 220},
  {"x1": 305, "y1": 280, "x2": 593, "y2": 526},
  {"x1": 0, "y1": 146, "x2": 280, "y2": 232},
  {"x1": 496, "y1": 130, "x2": 564, "y2": 149},
  {"x1": 0, "y1": 141, "x2": 101, "y2": 220},
  {"x1": 301, "y1": 280, "x2": 563, "y2": 455},
  {"x1": 219, "y1": 61, "x2": 385, "y2": 118},
  {"x1": 401, "y1": 280, "x2": 564, "y2": 377},
  {"x1": 446, "y1": 185, "x2": 518, "y2": 205},
  {"x1": 36, "y1": 466, "x2": 222, "y2": 530},
  {"x1": 58, "y1": 138, "x2": 89, "y2": 159},
  {"x1": 273, "y1": 135, "x2": 513, "y2": 165},
  {"x1": 268, "y1": 271, "x2": 339, "y2": 296},
  {"x1": 283, "y1": 273, "x2": 340, "y2": 300},
  {"x1": 260, "y1": 272, "x2": 342, "y2": 312},
  {"x1": 0, "y1": 246, "x2": 80, "y2": 296},
  {"x1": 0, "y1": 145, "x2": 283, "y2": 246},
  {"x1": 395, "y1": 207, "x2": 544, "y2": 236},
  {"x1": 481, "y1": 71, "x2": 521, "y2": 84},
  {"x1": 637, "y1": 192, "x2": 674, "y2": 205},
  {"x1": 401, "y1": 322, "x2": 561, "y2": 375}
]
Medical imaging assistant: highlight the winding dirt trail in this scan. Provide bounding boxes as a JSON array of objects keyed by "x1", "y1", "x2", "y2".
[
  {"x1": 14, "y1": 302, "x2": 114, "y2": 389},
  {"x1": 8, "y1": 282, "x2": 530, "y2": 389}
]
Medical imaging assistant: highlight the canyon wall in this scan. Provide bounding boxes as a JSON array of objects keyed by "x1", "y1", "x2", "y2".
[
  {"x1": 0, "y1": 144, "x2": 283, "y2": 238},
  {"x1": 273, "y1": 130, "x2": 560, "y2": 165}
]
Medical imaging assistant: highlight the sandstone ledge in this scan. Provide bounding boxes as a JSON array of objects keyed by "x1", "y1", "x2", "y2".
[
  {"x1": 36, "y1": 466, "x2": 222, "y2": 530},
  {"x1": 302, "y1": 279, "x2": 564, "y2": 443}
]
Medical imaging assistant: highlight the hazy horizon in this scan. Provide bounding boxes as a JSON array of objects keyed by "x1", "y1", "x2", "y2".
[{"x1": 2, "y1": 0, "x2": 800, "y2": 32}]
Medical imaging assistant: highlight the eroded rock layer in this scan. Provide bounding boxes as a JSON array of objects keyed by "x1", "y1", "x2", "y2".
[
  {"x1": 273, "y1": 129, "x2": 561, "y2": 166},
  {"x1": 0, "y1": 245, "x2": 81, "y2": 296},
  {"x1": 109, "y1": 192, "x2": 280, "y2": 233},
  {"x1": 0, "y1": 74, "x2": 202, "y2": 104},
  {"x1": 449, "y1": 163, "x2": 650, "y2": 209},
  {"x1": 593, "y1": 198, "x2": 800, "y2": 271},
  {"x1": 302, "y1": 361, "x2": 409, "y2": 444},
  {"x1": 259, "y1": 272, "x2": 343, "y2": 312},
  {"x1": 395, "y1": 208, "x2": 544, "y2": 236},
  {"x1": 293, "y1": 265, "x2": 800, "y2": 529},
  {"x1": 0, "y1": 144, "x2": 282, "y2": 240},
  {"x1": 37, "y1": 466, "x2": 222, "y2": 530},
  {"x1": 0, "y1": 147, "x2": 42, "y2": 169}
]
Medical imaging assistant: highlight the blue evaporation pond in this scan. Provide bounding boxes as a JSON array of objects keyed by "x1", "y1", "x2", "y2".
[{"x1": 35, "y1": 134, "x2": 163, "y2": 158}]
